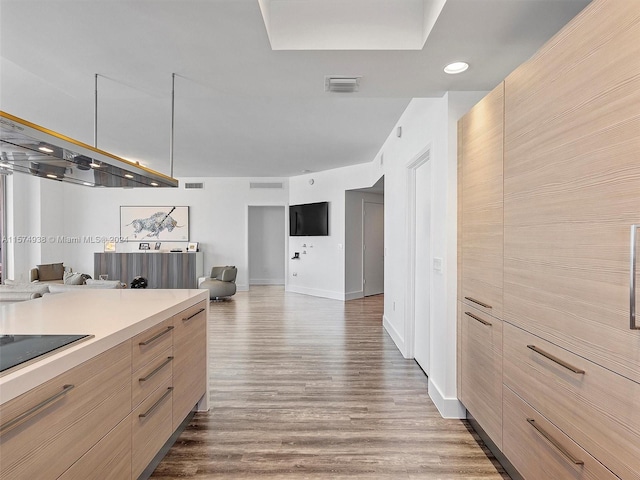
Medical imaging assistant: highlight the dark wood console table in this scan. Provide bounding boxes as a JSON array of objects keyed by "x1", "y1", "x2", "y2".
[{"x1": 94, "y1": 252, "x2": 204, "y2": 289}]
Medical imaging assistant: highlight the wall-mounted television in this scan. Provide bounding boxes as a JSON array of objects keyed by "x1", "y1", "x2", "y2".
[{"x1": 289, "y1": 202, "x2": 329, "y2": 236}]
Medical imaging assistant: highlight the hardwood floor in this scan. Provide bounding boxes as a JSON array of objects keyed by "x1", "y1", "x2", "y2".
[{"x1": 151, "y1": 286, "x2": 509, "y2": 479}]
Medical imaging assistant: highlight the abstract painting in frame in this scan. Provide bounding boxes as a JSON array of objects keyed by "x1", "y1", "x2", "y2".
[{"x1": 121, "y1": 206, "x2": 189, "y2": 241}]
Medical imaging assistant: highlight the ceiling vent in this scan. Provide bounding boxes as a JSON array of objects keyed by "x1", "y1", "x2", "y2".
[
  {"x1": 325, "y1": 76, "x2": 361, "y2": 93},
  {"x1": 185, "y1": 182, "x2": 204, "y2": 189},
  {"x1": 250, "y1": 182, "x2": 283, "y2": 189}
]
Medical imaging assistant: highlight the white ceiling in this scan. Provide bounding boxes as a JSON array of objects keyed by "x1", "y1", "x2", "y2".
[{"x1": 0, "y1": 0, "x2": 590, "y2": 178}]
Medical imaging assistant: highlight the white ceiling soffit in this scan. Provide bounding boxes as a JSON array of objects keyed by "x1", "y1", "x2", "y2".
[{"x1": 259, "y1": 0, "x2": 447, "y2": 50}]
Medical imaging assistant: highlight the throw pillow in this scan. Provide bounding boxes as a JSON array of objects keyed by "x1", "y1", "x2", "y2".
[
  {"x1": 63, "y1": 271, "x2": 85, "y2": 285},
  {"x1": 37, "y1": 263, "x2": 65, "y2": 281}
]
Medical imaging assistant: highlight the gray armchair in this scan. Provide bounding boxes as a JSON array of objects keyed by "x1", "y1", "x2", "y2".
[{"x1": 199, "y1": 266, "x2": 237, "y2": 300}]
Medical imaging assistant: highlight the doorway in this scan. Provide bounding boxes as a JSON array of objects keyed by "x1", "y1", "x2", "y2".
[
  {"x1": 405, "y1": 148, "x2": 432, "y2": 375},
  {"x1": 248, "y1": 206, "x2": 285, "y2": 285},
  {"x1": 363, "y1": 201, "x2": 384, "y2": 296}
]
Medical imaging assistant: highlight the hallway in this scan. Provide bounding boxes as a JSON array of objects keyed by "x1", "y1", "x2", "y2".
[{"x1": 151, "y1": 286, "x2": 508, "y2": 479}]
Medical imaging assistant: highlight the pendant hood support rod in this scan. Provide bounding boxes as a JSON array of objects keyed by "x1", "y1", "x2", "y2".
[
  {"x1": 170, "y1": 73, "x2": 175, "y2": 178},
  {"x1": 94, "y1": 73, "x2": 99, "y2": 148}
]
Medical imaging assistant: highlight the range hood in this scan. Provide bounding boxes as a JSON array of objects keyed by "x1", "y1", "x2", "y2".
[{"x1": 0, "y1": 111, "x2": 178, "y2": 188}]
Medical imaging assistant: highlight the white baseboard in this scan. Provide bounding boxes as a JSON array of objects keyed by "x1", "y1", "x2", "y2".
[
  {"x1": 383, "y1": 314, "x2": 406, "y2": 356},
  {"x1": 345, "y1": 290, "x2": 364, "y2": 300},
  {"x1": 428, "y1": 378, "x2": 466, "y2": 419},
  {"x1": 285, "y1": 285, "x2": 344, "y2": 301},
  {"x1": 249, "y1": 279, "x2": 285, "y2": 285}
]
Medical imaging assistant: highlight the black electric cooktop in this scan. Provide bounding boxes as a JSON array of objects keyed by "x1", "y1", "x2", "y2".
[{"x1": 0, "y1": 334, "x2": 91, "y2": 373}]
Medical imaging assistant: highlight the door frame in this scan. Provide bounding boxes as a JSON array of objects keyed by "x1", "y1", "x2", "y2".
[
  {"x1": 404, "y1": 145, "x2": 432, "y2": 365},
  {"x1": 245, "y1": 203, "x2": 287, "y2": 290},
  {"x1": 362, "y1": 199, "x2": 384, "y2": 296}
]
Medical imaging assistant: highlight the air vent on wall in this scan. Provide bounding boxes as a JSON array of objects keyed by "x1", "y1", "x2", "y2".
[
  {"x1": 250, "y1": 182, "x2": 283, "y2": 189},
  {"x1": 325, "y1": 76, "x2": 361, "y2": 93},
  {"x1": 185, "y1": 182, "x2": 204, "y2": 189}
]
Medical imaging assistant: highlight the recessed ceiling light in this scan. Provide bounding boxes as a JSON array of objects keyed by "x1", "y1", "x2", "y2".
[
  {"x1": 124, "y1": 174, "x2": 134, "y2": 179},
  {"x1": 90, "y1": 162, "x2": 100, "y2": 168},
  {"x1": 150, "y1": 182, "x2": 158, "y2": 187},
  {"x1": 0, "y1": 162, "x2": 11, "y2": 168},
  {"x1": 46, "y1": 174, "x2": 58, "y2": 179},
  {"x1": 444, "y1": 61, "x2": 469, "y2": 74},
  {"x1": 83, "y1": 182, "x2": 93, "y2": 186}
]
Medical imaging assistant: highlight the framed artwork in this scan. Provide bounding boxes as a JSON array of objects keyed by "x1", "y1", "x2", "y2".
[
  {"x1": 121, "y1": 206, "x2": 189, "y2": 241},
  {"x1": 187, "y1": 242, "x2": 198, "y2": 252},
  {"x1": 139, "y1": 242, "x2": 150, "y2": 250}
]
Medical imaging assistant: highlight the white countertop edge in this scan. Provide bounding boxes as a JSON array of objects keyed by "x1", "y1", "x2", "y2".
[{"x1": 0, "y1": 289, "x2": 209, "y2": 404}]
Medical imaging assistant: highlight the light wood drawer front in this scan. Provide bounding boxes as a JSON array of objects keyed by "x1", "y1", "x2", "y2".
[
  {"x1": 58, "y1": 416, "x2": 132, "y2": 480},
  {"x1": 504, "y1": 322, "x2": 640, "y2": 480},
  {"x1": 132, "y1": 379, "x2": 173, "y2": 479},
  {"x1": 503, "y1": 385, "x2": 618, "y2": 480},
  {"x1": 131, "y1": 347, "x2": 173, "y2": 409},
  {"x1": 132, "y1": 318, "x2": 174, "y2": 372},
  {"x1": 0, "y1": 341, "x2": 132, "y2": 480},
  {"x1": 172, "y1": 300, "x2": 207, "y2": 430},
  {"x1": 459, "y1": 304, "x2": 503, "y2": 449}
]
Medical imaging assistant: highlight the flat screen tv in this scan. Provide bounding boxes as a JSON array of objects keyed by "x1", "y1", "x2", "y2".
[{"x1": 289, "y1": 202, "x2": 329, "y2": 236}]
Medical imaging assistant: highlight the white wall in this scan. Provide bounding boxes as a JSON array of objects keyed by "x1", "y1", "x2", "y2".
[
  {"x1": 248, "y1": 205, "x2": 286, "y2": 285},
  {"x1": 288, "y1": 163, "x2": 383, "y2": 300},
  {"x1": 345, "y1": 189, "x2": 383, "y2": 300},
  {"x1": 7, "y1": 177, "x2": 288, "y2": 289}
]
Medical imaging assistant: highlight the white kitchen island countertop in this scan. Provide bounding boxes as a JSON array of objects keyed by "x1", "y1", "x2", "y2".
[{"x1": 0, "y1": 288, "x2": 209, "y2": 403}]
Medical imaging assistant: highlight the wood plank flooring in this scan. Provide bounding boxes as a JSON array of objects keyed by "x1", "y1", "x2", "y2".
[{"x1": 151, "y1": 286, "x2": 509, "y2": 479}]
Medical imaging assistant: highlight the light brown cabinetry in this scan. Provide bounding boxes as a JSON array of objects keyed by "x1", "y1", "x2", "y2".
[
  {"x1": 132, "y1": 379, "x2": 174, "y2": 479},
  {"x1": 0, "y1": 297, "x2": 208, "y2": 480},
  {"x1": 459, "y1": 82, "x2": 504, "y2": 319},
  {"x1": 459, "y1": 303, "x2": 503, "y2": 449},
  {"x1": 172, "y1": 302, "x2": 207, "y2": 430},
  {"x1": 458, "y1": 81, "x2": 505, "y2": 448},
  {"x1": 458, "y1": 1, "x2": 640, "y2": 478},
  {"x1": 504, "y1": 322, "x2": 640, "y2": 479},
  {"x1": 0, "y1": 341, "x2": 132, "y2": 479},
  {"x1": 503, "y1": 386, "x2": 618, "y2": 480},
  {"x1": 503, "y1": 0, "x2": 640, "y2": 384},
  {"x1": 58, "y1": 416, "x2": 132, "y2": 480}
]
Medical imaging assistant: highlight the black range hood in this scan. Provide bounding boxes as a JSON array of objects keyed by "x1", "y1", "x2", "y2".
[{"x1": 0, "y1": 111, "x2": 178, "y2": 188}]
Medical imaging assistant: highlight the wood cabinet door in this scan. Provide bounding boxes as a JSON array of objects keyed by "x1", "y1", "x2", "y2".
[
  {"x1": 503, "y1": 0, "x2": 640, "y2": 382},
  {"x1": 503, "y1": 386, "x2": 619, "y2": 480},
  {"x1": 172, "y1": 300, "x2": 208, "y2": 430},
  {"x1": 459, "y1": 304, "x2": 503, "y2": 449},
  {"x1": 460, "y1": 83, "x2": 504, "y2": 318},
  {"x1": 0, "y1": 342, "x2": 131, "y2": 479}
]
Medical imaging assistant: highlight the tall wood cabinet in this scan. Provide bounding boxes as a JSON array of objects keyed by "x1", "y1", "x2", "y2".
[
  {"x1": 458, "y1": 1, "x2": 640, "y2": 479},
  {"x1": 458, "y1": 83, "x2": 504, "y2": 448}
]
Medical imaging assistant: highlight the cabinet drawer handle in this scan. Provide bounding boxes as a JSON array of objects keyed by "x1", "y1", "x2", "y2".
[
  {"x1": 465, "y1": 311, "x2": 492, "y2": 326},
  {"x1": 464, "y1": 297, "x2": 492, "y2": 309},
  {"x1": 0, "y1": 384, "x2": 75, "y2": 434},
  {"x1": 527, "y1": 345, "x2": 585, "y2": 374},
  {"x1": 139, "y1": 326, "x2": 174, "y2": 346},
  {"x1": 527, "y1": 418, "x2": 584, "y2": 465},
  {"x1": 139, "y1": 357, "x2": 173, "y2": 382},
  {"x1": 139, "y1": 387, "x2": 173, "y2": 419},
  {"x1": 183, "y1": 308, "x2": 205, "y2": 322}
]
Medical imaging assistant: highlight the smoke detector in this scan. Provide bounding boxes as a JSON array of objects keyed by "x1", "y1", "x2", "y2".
[{"x1": 325, "y1": 76, "x2": 361, "y2": 93}]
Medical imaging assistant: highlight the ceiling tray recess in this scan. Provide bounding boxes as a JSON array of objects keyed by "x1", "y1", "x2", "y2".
[{"x1": 0, "y1": 111, "x2": 178, "y2": 188}]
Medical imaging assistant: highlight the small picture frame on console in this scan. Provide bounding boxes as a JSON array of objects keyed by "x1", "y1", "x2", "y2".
[
  {"x1": 187, "y1": 242, "x2": 198, "y2": 252},
  {"x1": 154, "y1": 242, "x2": 161, "y2": 250},
  {"x1": 139, "y1": 242, "x2": 150, "y2": 250}
]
